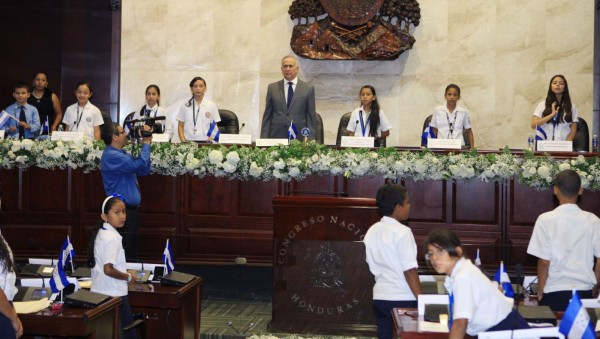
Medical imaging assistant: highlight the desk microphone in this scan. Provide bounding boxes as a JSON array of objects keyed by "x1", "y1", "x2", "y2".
[
  {"x1": 352, "y1": 117, "x2": 360, "y2": 135},
  {"x1": 238, "y1": 123, "x2": 245, "y2": 133},
  {"x1": 70, "y1": 121, "x2": 76, "y2": 132}
]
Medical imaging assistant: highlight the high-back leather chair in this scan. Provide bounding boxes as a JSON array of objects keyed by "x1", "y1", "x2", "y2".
[
  {"x1": 217, "y1": 109, "x2": 239, "y2": 134},
  {"x1": 315, "y1": 113, "x2": 324, "y2": 144},
  {"x1": 336, "y1": 112, "x2": 352, "y2": 146},
  {"x1": 573, "y1": 117, "x2": 589, "y2": 152}
]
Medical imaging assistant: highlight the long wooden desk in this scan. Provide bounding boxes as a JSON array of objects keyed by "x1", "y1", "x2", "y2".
[
  {"x1": 128, "y1": 277, "x2": 202, "y2": 339},
  {"x1": 20, "y1": 296, "x2": 121, "y2": 338}
]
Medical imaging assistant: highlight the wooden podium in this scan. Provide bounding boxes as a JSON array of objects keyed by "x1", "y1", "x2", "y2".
[{"x1": 271, "y1": 196, "x2": 379, "y2": 336}]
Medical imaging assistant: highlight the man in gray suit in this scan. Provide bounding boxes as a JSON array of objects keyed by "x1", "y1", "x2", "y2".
[{"x1": 260, "y1": 55, "x2": 317, "y2": 140}]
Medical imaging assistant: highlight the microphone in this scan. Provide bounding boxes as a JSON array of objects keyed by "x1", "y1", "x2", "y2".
[
  {"x1": 70, "y1": 121, "x2": 76, "y2": 132},
  {"x1": 353, "y1": 118, "x2": 359, "y2": 135},
  {"x1": 238, "y1": 123, "x2": 246, "y2": 133}
]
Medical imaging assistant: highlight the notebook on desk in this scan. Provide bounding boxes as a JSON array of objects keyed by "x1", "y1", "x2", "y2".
[
  {"x1": 160, "y1": 271, "x2": 196, "y2": 287},
  {"x1": 21, "y1": 264, "x2": 55, "y2": 277},
  {"x1": 127, "y1": 269, "x2": 152, "y2": 283},
  {"x1": 517, "y1": 305, "x2": 557, "y2": 325},
  {"x1": 13, "y1": 286, "x2": 51, "y2": 302},
  {"x1": 65, "y1": 289, "x2": 110, "y2": 308}
]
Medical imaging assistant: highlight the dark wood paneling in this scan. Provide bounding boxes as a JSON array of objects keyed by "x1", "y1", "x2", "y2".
[
  {"x1": 186, "y1": 176, "x2": 233, "y2": 216},
  {"x1": 288, "y1": 175, "x2": 339, "y2": 196},
  {"x1": 25, "y1": 168, "x2": 72, "y2": 213},
  {"x1": 139, "y1": 174, "x2": 180, "y2": 215},
  {"x1": 346, "y1": 175, "x2": 385, "y2": 198},
  {"x1": 453, "y1": 180, "x2": 498, "y2": 225},
  {"x1": 404, "y1": 180, "x2": 445, "y2": 222},
  {"x1": 237, "y1": 179, "x2": 280, "y2": 217},
  {"x1": 0, "y1": 1, "x2": 116, "y2": 113}
]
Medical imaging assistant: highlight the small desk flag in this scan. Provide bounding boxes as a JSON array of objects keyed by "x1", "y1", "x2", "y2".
[
  {"x1": 287, "y1": 121, "x2": 298, "y2": 140},
  {"x1": 162, "y1": 239, "x2": 176, "y2": 273},
  {"x1": 207, "y1": 120, "x2": 220, "y2": 142},
  {"x1": 493, "y1": 261, "x2": 515, "y2": 297},
  {"x1": 558, "y1": 290, "x2": 596, "y2": 339}
]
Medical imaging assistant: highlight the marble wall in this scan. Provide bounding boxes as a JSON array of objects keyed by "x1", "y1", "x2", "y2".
[{"x1": 120, "y1": 0, "x2": 594, "y2": 149}]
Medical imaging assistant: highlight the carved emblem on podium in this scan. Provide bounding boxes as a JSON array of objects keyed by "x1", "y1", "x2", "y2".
[
  {"x1": 289, "y1": 0, "x2": 421, "y2": 60},
  {"x1": 310, "y1": 242, "x2": 344, "y2": 291}
]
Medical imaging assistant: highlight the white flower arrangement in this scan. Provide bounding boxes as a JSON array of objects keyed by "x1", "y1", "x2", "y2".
[{"x1": 1, "y1": 139, "x2": 599, "y2": 191}]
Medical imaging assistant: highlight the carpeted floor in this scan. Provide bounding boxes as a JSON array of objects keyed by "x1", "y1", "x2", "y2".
[{"x1": 200, "y1": 298, "x2": 376, "y2": 339}]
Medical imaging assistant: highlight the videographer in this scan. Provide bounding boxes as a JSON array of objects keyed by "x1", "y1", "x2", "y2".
[{"x1": 100, "y1": 122, "x2": 152, "y2": 261}]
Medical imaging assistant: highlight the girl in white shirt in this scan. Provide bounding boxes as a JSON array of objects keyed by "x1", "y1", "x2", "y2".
[
  {"x1": 530, "y1": 75, "x2": 578, "y2": 141},
  {"x1": 62, "y1": 81, "x2": 104, "y2": 140},
  {"x1": 87, "y1": 195, "x2": 137, "y2": 339},
  {"x1": 430, "y1": 84, "x2": 474, "y2": 149},
  {"x1": 424, "y1": 229, "x2": 528, "y2": 338},
  {"x1": 176, "y1": 77, "x2": 221, "y2": 143},
  {"x1": 346, "y1": 85, "x2": 391, "y2": 147},
  {"x1": 127, "y1": 85, "x2": 173, "y2": 141},
  {"x1": 0, "y1": 234, "x2": 21, "y2": 339}
]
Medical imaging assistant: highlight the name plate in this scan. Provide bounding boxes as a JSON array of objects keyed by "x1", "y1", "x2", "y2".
[
  {"x1": 219, "y1": 134, "x2": 252, "y2": 145},
  {"x1": 0, "y1": 130, "x2": 4, "y2": 139},
  {"x1": 536, "y1": 140, "x2": 573, "y2": 152},
  {"x1": 151, "y1": 133, "x2": 171, "y2": 143},
  {"x1": 51, "y1": 131, "x2": 84, "y2": 142},
  {"x1": 340, "y1": 136, "x2": 374, "y2": 148},
  {"x1": 427, "y1": 138, "x2": 461, "y2": 150},
  {"x1": 255, "y1": 138, "x2": 289, "y2": 147}
]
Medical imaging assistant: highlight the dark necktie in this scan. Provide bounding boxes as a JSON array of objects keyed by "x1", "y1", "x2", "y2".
[
  {"x1": 145, "y1": 109, "x2": 151, "y2": 117},
  {"x1": 19, "y1": 107, "x2": 26, "y2": 139},
  {"x1": 287, "y1": 82, "x2": 294, "y2": 108}
]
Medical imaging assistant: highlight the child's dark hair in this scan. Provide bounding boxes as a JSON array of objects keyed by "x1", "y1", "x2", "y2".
[
  {"x1": 75, "y1": 81, "x2": 93, "y2": 93},
  {"x1": 375, "y1": 184, "x2": 408, "y2": 216},
  {"x1": 87, "y1": 196, "x2": 125, "y2": 267},
  {"x1": 360, "y1": 85, "x2": 381, "y2": 139},
  {"x1": 542, "y1": 75, "x2": 573, "y2": 123},
  {"x1": 14, "y1": 82, "x2": 30, "y2": 92},
  {"x1": 0, "y1": 234, "x2": 15, "y2": 274},
  {"x1": 423, "y1": 229, "x2": 462, "y2": 260},
  {"x1": 554, "y1": 169, "x2": 581, "y2": 198},
  {"x1": 142, "y1": 84, "x2": 161, "y2": 110},
  {"x1": 445, "y1": 84, "x2": 461, "y2": 97},
  {"x1": 186, "y1": 77, "x2": 206, "y2": 107}
]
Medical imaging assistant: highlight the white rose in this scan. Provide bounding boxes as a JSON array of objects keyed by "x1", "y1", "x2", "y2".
[
  {"x1": 208, "y1": 150, "x2": 223, "y2": 165},
  {"x1": 537, "y1": 166, "x2": 550, "y2": 178},
  {"x1": 558, "y1": 163, "x2": 570, "y2": 171}
]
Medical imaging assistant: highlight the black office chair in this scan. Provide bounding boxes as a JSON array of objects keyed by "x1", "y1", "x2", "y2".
[
  {"x1": 123, "y1": 314, "x2": 146, "y2": 339},
  {"x1": 101, "y1": 110, "x2": 112, "y2": 125},
  {"x1": 573, "y1": 117, "x2": 589, "y2": 152},
  {"x1": 217, "y1": 109, "x2": 239, "y2": 134},
  {"x1": 315, "y1": 112, "x2": 324, "y2": 144},
  {"x1": 336, "y1": 112, "x2": 352, "y2": 146},
  {"x1": 421, "y1": 114, "x2": 470, "y2": 148}
]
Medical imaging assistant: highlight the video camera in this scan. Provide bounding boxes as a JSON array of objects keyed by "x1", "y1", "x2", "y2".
[{"x1": 125, "y1": 116, "x2": 166, "y2": 137}]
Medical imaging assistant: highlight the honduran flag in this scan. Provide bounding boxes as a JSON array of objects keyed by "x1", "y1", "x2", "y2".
[
  {"x1": 49, "y1": 238, "x2": 73, "y2": 293},
  {"x1": 0, "y1": 110, "x2": 11, "y2": 128},
  {"x1": 162, "y1": 239, "x2": 176, "y2": 273},
  {"x1": 535, "y1": 125, "x2": 547, "y2": 141},
  {"x1": 421, "y1": 124, "x2": 435, "y2": 146},
  {"x1": 558, "y1": 290, "x2": 596, "y2": 339},
  {"x1": 207, "y1": 120, "x2": 220, "y2": 142},
  {"x1": 39, "y1": 116, "x2": 49, "y2": 136},
  {"x1": 287, "y1": 120, "x2": 298, "y2": 140},
  {"x1": 493, "y1": 261, "x2": 515, "y2": 297},
  {"x1": 474, "y1": 248, "x2": 481, "y2": 267}
]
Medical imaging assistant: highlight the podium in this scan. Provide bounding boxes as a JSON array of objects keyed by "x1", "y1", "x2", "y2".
[{"x1": 271, "y1": 196, "x2": 379, "y2": 336}]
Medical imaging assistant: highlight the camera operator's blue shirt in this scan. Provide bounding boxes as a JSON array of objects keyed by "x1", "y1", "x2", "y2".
[{"x1": 100, "y1": 143, "x2": 151, "y2": 206}]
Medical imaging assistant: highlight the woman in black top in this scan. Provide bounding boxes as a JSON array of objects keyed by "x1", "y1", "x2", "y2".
[{"x1": 28, "y1": 72, "x2": 63, "y2": 135}]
